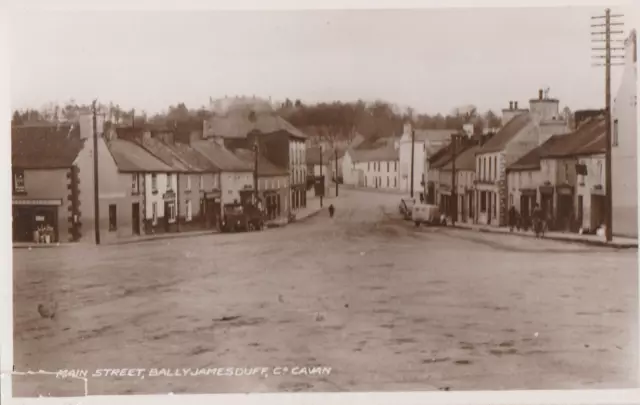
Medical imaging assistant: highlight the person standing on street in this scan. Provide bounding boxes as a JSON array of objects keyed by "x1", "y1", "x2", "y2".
[
  {"x1": 328, "y1": 204, "x2": 335, "y2": 218},
  {"x1": 508, "y1": 205, "x2": 517, "y2": 232}
]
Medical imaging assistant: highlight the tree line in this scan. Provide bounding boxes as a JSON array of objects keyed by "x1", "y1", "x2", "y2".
[{"x1": 12, "y1": 98, "x2": 505, "y2": 141}]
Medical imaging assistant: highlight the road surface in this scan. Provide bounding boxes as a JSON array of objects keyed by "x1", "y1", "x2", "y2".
[{"x1": 12, "y1": 189, "x2": 638, "y2": 396}]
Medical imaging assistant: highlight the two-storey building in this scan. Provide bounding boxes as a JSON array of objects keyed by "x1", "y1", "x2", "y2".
[
  {"x1": 612, "y1": 29, "x2": 638, "y2": 237},
  {"x1": 475, "y1": 91, "x2": 569, "y2": 226},
  {"x1": 440, "y1": 145, "x2": 479, "y2": 223},
  {"x1": 11, "y1": 124, "x2": 85, "y2": 243}
]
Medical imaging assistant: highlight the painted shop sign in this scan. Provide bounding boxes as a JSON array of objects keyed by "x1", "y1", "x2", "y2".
[{"x1": 13, "y1": 199, "x2": 62, "y2": 206}]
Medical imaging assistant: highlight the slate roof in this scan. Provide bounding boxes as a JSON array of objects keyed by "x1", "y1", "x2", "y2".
[
  {"x1": 232, "y1": 149, "x2": 288, "y2": 177},
  {"x1": 108, "y1": 138, "x2": 174, "y2": 173},
  {"x1": 477, "y1": 113, "x2": 532, "y2": 154},
  {"x1": 12, "y1": 125, "x2": 85, "y2": 169},
  {"x1": 541, "y1": 118, "x2": 606, "y2": 158},
  {"x1": 413, "y1": 129, "x2": 459, "y2": 143},
  {"x1": 204, "y1": 110, "x2": 307, "y2": 140},
  {"x1": 135, "y1": 136, "x2": 192, "y2": 172},
  {"x1": 441, "y1": 146, "x2": 480, "y2": 172},
  {"x1": 507, "y1": 118, "x2": 606, "y2": 171},
  {"x1": 163, "y1": 142, "x2": 220, "y2": 172},
  {"x1": 348, "y1": 143, "x2": 399, "y2": 163},
  {"x1": 191, "y1": 140, "x2": 253, "y2": 172},
  {"x1": 506, "y1": 137, "x2": 564, "y2": 172}
]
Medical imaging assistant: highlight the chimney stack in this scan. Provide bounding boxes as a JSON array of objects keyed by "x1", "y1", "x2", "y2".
[
  {"x1": 539, "y1": 89, "x2": 543, "y2": 100},
  {"x1": 514, "y1": 101, "x2": 518, "y2": 109},
  {"x1": 509, "y1": 101, "x2": 513, "y2": 110}
]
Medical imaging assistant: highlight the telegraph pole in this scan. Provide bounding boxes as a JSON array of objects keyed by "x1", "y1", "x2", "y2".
[
  {"x1": 335, "y1": 148, "x2": 339, "y2": 197},
  {"x1": 451, "y1": 134, "x2": 459, "y2": 226},
  {"x1": 410, "y1": 128, "x2": 415, "y2": 198},
  {"x1": 319, "y1": 146, "x2": 324, "y2": 208},
  {"x1": 92, "y1": 100, "x2": 101, "y2": 245},
  {"x1": 253, "y1": 138, "x2": 259, "y2": 205},
  {"x1": 592, "y1": 8, "x2": 625, "y2": 242}
]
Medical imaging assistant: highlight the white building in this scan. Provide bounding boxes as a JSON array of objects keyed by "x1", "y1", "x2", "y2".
[
  {"x1": 343, "y1": 140, "x2": 400, "y2": 189},
  {"x1": 398, "y1": 123, "x2": 457, "y2": 195},
  {"x1": 475, "y1": 91, "x2": 569, "y2": 226},
  {"x1": 612, "y1": 29, "x2": 638, "y2": 237}
]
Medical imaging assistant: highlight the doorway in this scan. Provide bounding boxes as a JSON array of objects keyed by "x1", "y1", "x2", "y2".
[
  {"x1": 132, "y1": 202, "x2": 140, "y2": 235},
  {"x1": 556, "y1": 193, "x2": 573, "y2": 231},
  {"x1": 487, "y1": 193, "x2": 492, "y2": 225},
  {"x1": 591, "y1": 194, "x2": 606, "y2": 230}
]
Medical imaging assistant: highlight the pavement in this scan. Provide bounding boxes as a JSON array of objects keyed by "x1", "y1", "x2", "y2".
[
  {"x1": 452, "y1": 222, "x2": 638, "y2": 249},
  {"x1": 13, "y1": 198, "x2": 328, "y2": 248},
  {"x1": 12, "y1": 188, "x2": 638, "y2": 396}
]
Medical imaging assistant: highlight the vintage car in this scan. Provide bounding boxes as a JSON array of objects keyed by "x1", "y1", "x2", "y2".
[
  {"x1": 412, "y1": 203, "x2": 446, "y2": 227},
  {"x1": 221, "y1": 203, "x2": 264, "y2": 233},
  {"x1": 398, "y1": 197, "x2": 416, "y2": 220}
]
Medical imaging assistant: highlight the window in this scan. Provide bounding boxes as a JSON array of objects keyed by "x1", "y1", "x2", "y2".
[
  {"x1": 167, "y1": 174, "x2": 173, "y2": 191},
  {"x1": 394, "y1": 177, "x2": 397, "y2": 188},
  {"x1": 186, "y1": 200, "x2": 192, "y2": 221},
  {"x1": 480, "y1": 191, "x2": 487, "y2": 212},
  {"x1": 152, "y1": 202, "x2": 158, "y2": 225},
  {"x1": 483, "y1": 158, "x2": 487, "y2": 181},
  {"x1": 387, "y1": 162, "x2": 390, "y2": 172},
  {"x1": 13, "y1": 170, "x2": 25, "y2": 193},
  {"x1": 387, "y1": 177, "x2": 390, "y2": 187},
  {"x1": 613, "y1": 119, "x2": 619, "y2": 146},
  {"x1": 200, "y1": 175, "x2": 204, "y2": 190},
  {"x1": 395, "y1": 161, "x2": 398, "y2": 171},
  {"x1": 109, "y1": 204, "x2": 117, "y2": 231},
  {"x1": 151, "y1": 174, "x2": 158, "y2": 193},
  {"x1": 368, "y1": 162, "x2": 370, "y2": 171},
  {"x1": 494, "y1": 157, "x2": 497, "y2": 180},
  {"x1": 488, "y1": 158, "x2": 492, "y2": 181},
  {"x1": 509, "y1": 194, "x2": 514, "y2": 207},
  {"x1": 131, "y1": 174, "x2": 139, "y2": 194},
  {"x1": 186, "y1": 175, "x2": 191, "y2": 191}
]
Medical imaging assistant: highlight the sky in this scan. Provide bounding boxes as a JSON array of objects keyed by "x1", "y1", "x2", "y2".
[{"x1": 8, "y1": 6, "x2": 636, "y2": 116}]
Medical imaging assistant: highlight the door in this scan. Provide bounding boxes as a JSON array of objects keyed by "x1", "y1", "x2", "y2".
[
  {"x1": 132, "y1": 203, "x2": 140, "y2": 235},
  {"x1": 487, "y1": 193, "x2": 492, "y2": 225},
  {"x1": 577, "y1": 195, "x2": 584, "y2": 229},
  {"x1": 164, "y1": 202, "x2": 170, "y2": 232},
  {"x1": 557, "y1": 194, "x2": 573, "y2": 231}
]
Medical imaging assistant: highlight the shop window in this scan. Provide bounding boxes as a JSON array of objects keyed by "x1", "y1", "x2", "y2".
[
  {"x1": 109, "y1": 204, "x2": 117, "y2": 231},
  {"x1": 152, "y1": 202, "x2": 158, "y2": 225},
  {"x1": 13, "y1": 170, "x2": 25, "y2": 194}
]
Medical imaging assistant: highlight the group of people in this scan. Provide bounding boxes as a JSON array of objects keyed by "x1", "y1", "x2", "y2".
[
  {"x1": 33, "y1": 224, "x2": 54, "y2": 244},
  {"x1": 508, "y1": 204, "x2": 548, "y2": 238}
]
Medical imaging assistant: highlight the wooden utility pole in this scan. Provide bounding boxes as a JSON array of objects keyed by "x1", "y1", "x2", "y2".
[
  {"x1": 451, "y1": 134, "x2": 458, "y2": 226},
  {"x1": 320, "y1": 146, "x2": 324, "y2": 208},
  {"x1": 592, "y1": 8, "x2": 625, "y2": 242},
  {"x1": 92, "y1": 100, "x2": 101, "y2": 245},
  {"x1": 410, "y1": 128, "x2": 415, "y2": 198},
  {"x1": 254, "y1": 138, "x2": 259, "y2": 205},
  {"x1": 335, "y1": 148, "x2": 339, "y2": 197}
]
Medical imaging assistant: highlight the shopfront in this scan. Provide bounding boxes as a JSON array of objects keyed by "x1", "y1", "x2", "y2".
[{"x1": 12, "y1": 199, "x2": 63, "y2": 243}]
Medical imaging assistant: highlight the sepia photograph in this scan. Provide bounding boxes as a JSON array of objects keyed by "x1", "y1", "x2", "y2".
[{"x1": 3, "y1": 1, "x2": 639, "y2": 401}]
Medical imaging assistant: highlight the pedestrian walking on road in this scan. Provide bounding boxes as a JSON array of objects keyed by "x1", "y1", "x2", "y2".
[
  {"x1": 532, "y1": 203, "x2": 544, "y2": 238},
  {"x1": 328, "y1": 204, "x2": 335, "y2": 218}
]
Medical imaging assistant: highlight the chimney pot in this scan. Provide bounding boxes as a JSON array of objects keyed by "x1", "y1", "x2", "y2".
[
  {"x1": 509, "y1": 101, "x2": 513, "y2": 110},
  {"x1": 539, "y1": 89, "x2": 543, "y2": 100}
]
